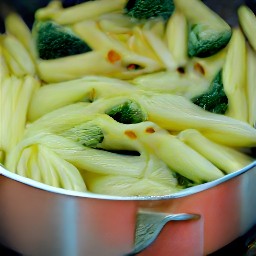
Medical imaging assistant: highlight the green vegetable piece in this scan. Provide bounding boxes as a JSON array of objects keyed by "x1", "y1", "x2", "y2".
[
  {"x1": 34, "y1": 21, "x2": 92, "y2": 60},
  {"x1": 105, "y1": 100, "x2": 147, "y2": 124},
  {"x1": 124, "y1": 0, "x2": 175, "y2": 21},
  {"x1": 188, "y1": 24, "x2": 232, "y2": 58},
  {"x1": 174, "y1": 0, "x2": 232, "y2": 57},
  {"x1": 62, "y1": 122, "x2": 104, "y2": 148},
  {"x1": 192, "y1": 70, "x2": 228, "y2": 114},
  {"x1": 174, "y1": 172, "x2": 195, "y2": 188}
]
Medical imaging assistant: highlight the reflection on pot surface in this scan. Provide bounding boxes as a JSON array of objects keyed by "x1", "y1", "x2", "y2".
[{"x1": 0, "y1": 0, "x2": 256, "y2": 255}]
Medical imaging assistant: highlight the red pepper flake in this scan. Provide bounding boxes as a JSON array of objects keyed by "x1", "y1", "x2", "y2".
[
  {"x1": 145, "y1": 127, "x2": 155, "y2": 134},
  {"x1": 194, "y1": 63, "x2": 205, "y2": 75},
  {"x1": 124, "y1": 130, "x2": 137, "y2": 139},
  {"x1": 127, "y1": 64, "x2": 141, "y2": 70},
  {"x1": 107, "y1": 50, "x2": 121, "y2": 63}
]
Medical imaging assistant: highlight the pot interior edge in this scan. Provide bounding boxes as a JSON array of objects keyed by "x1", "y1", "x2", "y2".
[{"x1": 0, "y1": 161, "x2": 256, "y2": 201}]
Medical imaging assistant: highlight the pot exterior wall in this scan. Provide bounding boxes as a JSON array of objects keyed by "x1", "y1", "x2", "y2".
[{"x1": 0, "y1": 165, "x2": 256, "y2": 256}]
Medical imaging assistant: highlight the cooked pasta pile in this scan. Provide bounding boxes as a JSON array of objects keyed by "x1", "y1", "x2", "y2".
[{"x1": 0, "y1": 0, "x2": 256, "y2": 196}]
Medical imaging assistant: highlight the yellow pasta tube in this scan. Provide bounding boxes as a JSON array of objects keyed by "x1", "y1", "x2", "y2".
[
  {"x1": 37, "y1": 51, "x2": 120, "y2": 83},
  {"x1": 143, "y1": 28, "x2": 177, "y2": 70},
  {"x1": 165, "y1": 10, "x2": 188, "y2": 66},
  {"x1": 136, "y1": 92, "x2": 256, "y2": 147},
  {"x1": 238, "y1": 5, "x2": 256, "y2": 51},
  {"x1": 246, "y1": 46, "x2": 256, "y2": 127},
  {"x1": 0, "y1": 44, "x2": 10, "y2": 79},
  {"x1": 222, "y1": 28, "x2": 248, "y2": 122},
  {"x1": 139, "y1": 131, "x2": 224, "y2": 183},
  {"x1": 37, "y1": 0, "x2": 126, "y2": 25},
  {"x1": 2, "y1": 35, "x2": 35, "y2": 76},
  {"x1": 5, "y1": 12, "x2": 37, "y2": 61},
  {"x1": 2, "y1": 47, "x2": 26, "y2": 77},
  {"x1": 178, "y1": 129, "x2": 253, "y2": 174}
]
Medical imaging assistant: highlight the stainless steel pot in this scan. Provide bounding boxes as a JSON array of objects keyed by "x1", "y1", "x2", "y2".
[
  {"x1": 1, "y1": 161, "x2": 256, "y2": 256},
  {"x1": 1, "y1": 0, "x2": 256, "y2": 255}
]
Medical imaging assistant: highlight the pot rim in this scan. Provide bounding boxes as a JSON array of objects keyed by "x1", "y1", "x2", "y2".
[{"x1": 1, "y1": 161, "x2": 256, "y2": 201}]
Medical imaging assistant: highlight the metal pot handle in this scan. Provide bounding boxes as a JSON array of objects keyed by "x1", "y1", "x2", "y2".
[{"x1": 126, "y1": 210, "x2": 201, "y2": 256}]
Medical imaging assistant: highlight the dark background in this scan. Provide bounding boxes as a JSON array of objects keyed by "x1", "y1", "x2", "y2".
[{"x1": 0, "y1": 0, "x2": 256, "y2": 32}]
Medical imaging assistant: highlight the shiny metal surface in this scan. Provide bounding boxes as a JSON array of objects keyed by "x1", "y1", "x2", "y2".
[
  {"x1": 128, "y1": 211, "x2": 201, "y2": 255},
  {"x1": 0, "y1": 162, "x2": 256, "y2": 255},
  {"x1": 0, "y1": 171, "x2": 136, "y2": 256},
  {"x1": 0, "y1": 0, "x2": 256, "y2": 255}
]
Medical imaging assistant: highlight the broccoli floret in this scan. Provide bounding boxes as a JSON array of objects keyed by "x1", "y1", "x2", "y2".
[
  {"x1": 124, "y1": 0, "x2": 175, "y2": 21},
  {"x1": 34, "y1": 21, "x2": 92, "y2": 60},
  {"x1": 105, "y1": 100, "x2": 147, "y2": 124},
  {"x1": 188, "y1": 24, "x2": 232, "y2": 58},
  {"x1": 174, "y1": 0, "x2": 232, "y2": 57},
  {"x1": 192, "y1": 70, "x2": 228, "y2": 114},
  {"x1": 62, "y1": 122, "x2": 104, "y2": 148}
]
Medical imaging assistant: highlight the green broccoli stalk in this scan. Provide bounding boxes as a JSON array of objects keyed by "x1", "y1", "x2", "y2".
[
  {"x1": 33, "y1": 21, "x2": 92, "y2": 60},
  {"x1": 105, "y1": 100, "x2": 147, "y2": 124},
  {"x1": 61, "y1": 121, "x2": 104, "y2": 148},
  {"x1": 124, "y1": 0, "x2": 175, "y2": 21},
  {"x1": 174, "y1": 0, "x2": 232, "y2": 57},
  {"x1": 192, "y1": 70, "x2": 228, "y2": 114}
]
